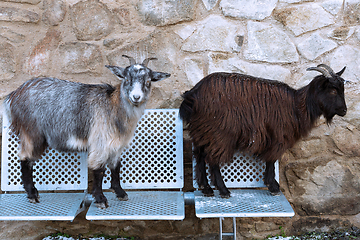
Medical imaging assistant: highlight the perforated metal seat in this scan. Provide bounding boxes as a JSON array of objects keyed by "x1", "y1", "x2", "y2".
[
  {"x1": 86, "y1": 109, "x2": 184, "y2": 220},
  {"x1": 193, "y1": 152, "x2": 295, "y2": 240},
  {"x1": 1, "y1": 113, "x2": 88, "y2": 221}
]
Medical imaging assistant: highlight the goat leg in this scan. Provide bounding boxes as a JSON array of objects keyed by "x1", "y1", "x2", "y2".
[
  {"x1": 194, "y1": 147, "x2": 214, "y2": 196},
  {"x1": 20, "y1": 158, "x2": 39, "y2": 203},
  {"x1": 210, "y1": 165, "x2": 231, "y2": 198},
  {"x1": 264, "y1": 161, "x2": 280, "y2": 195},
  {"x1": 109, "y1": 162, "x2": 128, "y2": 201},
  {"x1": 92, "y1": 167, "x2": 109, "y2": 209}
]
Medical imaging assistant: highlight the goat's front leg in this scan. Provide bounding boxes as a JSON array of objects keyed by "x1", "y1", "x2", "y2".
[
  {"x1": 109, "y1": 161, "x2": 128, "y2": 201},
  {"x1": 210, "y1": 164, "x2": 230, "y2": 198},
  {"x1": 264, "y1": 161, "x2": 280, "y2": 195},
  {"x1": 21, "y1": 158, "x2": 39, "y2": 203},
  {"x1": 92, "y1": 167, "x2": 108, "y2": 209}
]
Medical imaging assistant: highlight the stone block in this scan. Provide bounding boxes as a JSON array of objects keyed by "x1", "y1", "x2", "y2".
[
  {"x1": 345, "y1": 0, "x2": 360, "y2": 25},
  {"x1": 70, "y1": 0, "x2": 114, "y2": 41},
  {"x1": 321, "y1": 0, "x2": 343, "y2": 15},
  {"x1": 0, "y1": 42, "x2": 15, "y2": 80},
  {"x1": 297, "y1": 33, "x2": 337, "y2": 60},
  {"x1": 25, "y1": 29, "x2": 61, "y2": 76},
  {"x1": 0, "y1": 7, "x2": 40, "y2": 23},
  {"x1": 59, "y1": 42, "x2": 103, "y2": 74},
  {"x1": 274, "y1": 3, "x2": 335, "y2": 36},
  {"x1": 181, "y1": 15, "x2": 244, "y2": 53},
  {"x1": 208, "y1": 54, "x2": 292, "y2": 81},
  {"x1": 285, "y1": 158, "x2": 360, "y2": 216},
  {"x1": 330, "y1": 45, "x2": 360, "y2": 83},
  {"x1": 137, "y1": 0, "x2": 195, "y2": 26},
  {"x1": 0, "y1": 27, "x2": 25, "y2": 43},
  {"x1": 328, "y1": 26, "x2": 355, "y2": 40},
  {"x1": 331, "y1": 125, "x2": 360, "y2": 157},
  {"x1": 0, "y1": 0, "x2": 40, "y2": 4},
  {"x1": 220, "y1": 0, "x2": 277, "y2": 20},
  {"x1": 243, "y1": 21, "x2": 298, "y2": 63},
  {"x1": 42, "y1": 0, "x2": 67, "y2": 26}
]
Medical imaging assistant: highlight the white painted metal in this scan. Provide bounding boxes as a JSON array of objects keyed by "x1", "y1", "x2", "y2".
[
  {"x1": 86, "y1": 191, "x2": 185, "y2": 220},
  {"x1": 87, "y1": 109, "x2": 184, "y2": 220},
  {"x1": 1, "y1": 112, "x2": 87, "y2": 221},
  {"x1": 1, "y1": 113, "x2": 88, "y2": 192},
  {"x1": 193, "y1": 152, "x2": 279, "y2": 189},
  {"x1": 102, "y1": 109, "x2": 184, "y2": 190}
]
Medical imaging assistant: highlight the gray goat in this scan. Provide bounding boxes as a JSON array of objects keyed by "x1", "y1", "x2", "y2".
[{"x1": 4, "y1": 55, "x2": 171, "y2": 208}]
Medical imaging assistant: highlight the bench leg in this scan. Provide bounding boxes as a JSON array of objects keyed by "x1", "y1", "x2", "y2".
[{"x1": 219, "y1": 217, "x2": 236, "y2": 240}]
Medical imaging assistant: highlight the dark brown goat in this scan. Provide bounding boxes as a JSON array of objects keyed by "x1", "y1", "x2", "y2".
[{"x1": 179, "y1": 64, "x2": 347, "y2": 197}]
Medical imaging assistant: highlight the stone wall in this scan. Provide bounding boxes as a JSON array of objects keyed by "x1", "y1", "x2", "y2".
[{"x1": 0, "y1": 0, "x2": 360, "y2": 239}]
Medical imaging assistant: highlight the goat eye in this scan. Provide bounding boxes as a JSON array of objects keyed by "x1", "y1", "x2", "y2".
[{"x1": 330, "y1": 89, "x2": 337, "y2": 95}]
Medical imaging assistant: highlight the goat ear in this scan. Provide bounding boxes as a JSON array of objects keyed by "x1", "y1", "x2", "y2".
[
  {"x1": 336, "y1": 66, "x2": 346, "y2": 76},
  {"x1": 151, "y1": 71, "x2": 171, "y2": 82},
  {"x1": 106, "y1": 65, "x2": 125, "y2": 79}
]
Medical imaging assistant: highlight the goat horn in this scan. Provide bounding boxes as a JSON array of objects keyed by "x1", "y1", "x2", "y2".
[
  {"x1": 317, "y1": 64, "x2": 337, "y2": 77},
  {"x1": 306, "y1": 66, "x2": 332, "y2": 78},
  {"x1": 142, "y1": 57, "x2": 157, "y2": 67},
  {"x1": 122, "y1": 55, "x2": 136, "y2": 65}
]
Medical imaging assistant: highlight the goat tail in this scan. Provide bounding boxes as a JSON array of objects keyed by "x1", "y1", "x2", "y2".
[{"x1": 179, "y1": 90, "x2": 195, "y2": 123}]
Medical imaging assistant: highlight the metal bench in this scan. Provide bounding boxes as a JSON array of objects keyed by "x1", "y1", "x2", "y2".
[
  {"x1": 1, "y1": 113, "x2": 88, "y2": 221},
  {"x1": 193, "y1": 153, "x2": 295, "y2": 240},
  {"x1": 86, "y1": 109, "x2": 184, "y2": 220}
]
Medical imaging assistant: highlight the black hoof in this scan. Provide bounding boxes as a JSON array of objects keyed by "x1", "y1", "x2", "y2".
[
  {"x1": 268, "y1": 182, "x2": 280, "y2": 196},
  {"x1": 270, "y1": 191, "x2": 281, "y2": 196},
  {"x1": 95, "y1": 201, "x2": 109, "y2": 209},
  {"x1": 220, "y1": 191, "x2": 231, "y2": 199},
  {"x1": 26, "y1": 187, "x2": 39, "y2": 203},
  {"x1": 202, "y1": 186, "x2": 214, "y2": 197},
  {"x1": 111, "y1": 187, "x2": 128, "y2": 201},
  {"x1": 93, "y1": 193, "x2": 109, "y2": 209}
]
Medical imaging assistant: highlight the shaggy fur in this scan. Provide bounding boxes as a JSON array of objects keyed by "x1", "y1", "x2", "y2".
[
  {"x1": 180, "y1": 65, "x2": 347, "y2": 197},
  {"x1": 4, "y1": 56, "x2": 170, "y2": 208}
]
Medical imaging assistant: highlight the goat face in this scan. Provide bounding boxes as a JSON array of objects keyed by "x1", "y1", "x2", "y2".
[
  {"x1": 307, "y1": 65, "x2": 347, "y2": 122},
  {"x1": 106, "y1": 63, "x2": 170, "y2": 106}
]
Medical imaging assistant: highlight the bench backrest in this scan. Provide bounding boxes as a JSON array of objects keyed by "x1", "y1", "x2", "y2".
[
  {"x1": 102, "y1": 109, "x2": 184, "y2": 190},
  {"x1": 193, "y1": 152, "x2": 279, "y2": 189},
  {"x1": 1, "y1": 113, "x2": 88, "y2": 192}
]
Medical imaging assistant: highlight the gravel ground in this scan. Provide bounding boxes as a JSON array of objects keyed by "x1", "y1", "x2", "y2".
[
  {"x1": 42, "y1": 227, "x2": 360, "y2": 240},
  {"x1": 267, "y1": 227, "x2": 360, "y2": 240}
]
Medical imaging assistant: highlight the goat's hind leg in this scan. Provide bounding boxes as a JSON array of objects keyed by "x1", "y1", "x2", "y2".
[
  {"x1": 264, "y1": 161, "x2": 280, "y2": 195},
  {"x1": 194, "y1": 146, "x2": 213, "y2": 196},
  {"x1": 21, "y1": 158, "x2": 39, "y2": 203},
  {"x1": 109, "y1": 161, "x2": 128, "y2": 201},
  {"x1": 92, "y1": 167, "x2": 109, "y2": 209},
  {"x1": 210, "y1": 164, "x2": 230, "y2": 198}
]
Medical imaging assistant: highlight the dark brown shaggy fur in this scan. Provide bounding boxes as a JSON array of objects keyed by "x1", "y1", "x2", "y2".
[{"x1": 180, "y1": 69, "x2": 347, "y2": 197}]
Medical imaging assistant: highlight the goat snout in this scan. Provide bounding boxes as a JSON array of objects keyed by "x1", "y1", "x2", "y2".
[
  {"x1": 133, "y1": 95, "x2": 141, "y2": 101},
  {"x1": 338, "y1": 107, "x2": 347, "y2": 116}
]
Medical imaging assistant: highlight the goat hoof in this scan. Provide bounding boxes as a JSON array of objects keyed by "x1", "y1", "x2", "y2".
[
  {"x1": 117, "y1": 195, "x2": 129, "y2": 201},
  {"x1": 220, "y1": 193, "x2": 231, "y2": 199},
  {"x1": 28, "y1": 197, "x2": 40, "y2": 203},
  {"x1": 270, "y1": 191, "x2": 281, "y2": 196},
  {"x1": 202, "y1": 187, "x2": 214, "y2": 197},
  {"x1": 95, "y1": 201, "x2": 109, "y2": 209}
]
